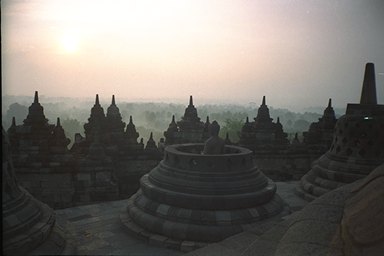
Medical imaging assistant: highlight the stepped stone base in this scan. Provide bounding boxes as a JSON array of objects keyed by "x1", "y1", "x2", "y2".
[
  {"x1": 3, "y1": 188, "x2": 76, "y2": 256},
  {"x1": 121, "y1": 144, "x2": 287, "y2": 249},
  {"x1": 120, "y1": 209, "x2": 208, "y2": 252},
  {"x1": 121, "y1": 196, "x2": 290, "y2": 253},
  {"x1": 297, "y1": 152, "x2": 381, "y2": 201}
]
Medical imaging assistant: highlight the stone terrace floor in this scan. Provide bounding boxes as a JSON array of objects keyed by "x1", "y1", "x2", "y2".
[{"x1": 55, "y1": 181, "x2": 308, "y2": 256}]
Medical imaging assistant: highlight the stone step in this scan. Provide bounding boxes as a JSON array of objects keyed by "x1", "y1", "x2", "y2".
[{"x1": 120, "y1": 209, "x2": 207, "y2": 252}]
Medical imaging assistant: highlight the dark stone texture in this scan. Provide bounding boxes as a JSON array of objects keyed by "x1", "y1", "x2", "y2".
[{"x1": 2, "y1": 128, "x2": 75, "y2": 255}]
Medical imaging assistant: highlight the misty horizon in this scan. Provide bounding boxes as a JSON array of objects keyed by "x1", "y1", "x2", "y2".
[{"x1": 2, "y1": 93, "x2": 348, "y2": 115}]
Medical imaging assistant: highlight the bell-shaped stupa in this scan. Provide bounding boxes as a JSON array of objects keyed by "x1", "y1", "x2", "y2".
[
  {"x1": 121, "y1": 122, "x2": 284, "y2": 251},
  {"x1": 163, "y1": 96, "x2": 205, "y2": 145},
  {"x1": 297, "y1": 63, "x2": 384, "y2": 200}
]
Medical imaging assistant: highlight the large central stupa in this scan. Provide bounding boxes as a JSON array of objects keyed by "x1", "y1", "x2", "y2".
[{"x1": 121, "y1": 122, "x2": 284, "y2": 251}]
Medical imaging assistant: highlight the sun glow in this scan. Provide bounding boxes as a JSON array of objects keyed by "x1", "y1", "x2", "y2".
[{"x1": 59, "y1": 33, "x2": 80, "y2": 54}]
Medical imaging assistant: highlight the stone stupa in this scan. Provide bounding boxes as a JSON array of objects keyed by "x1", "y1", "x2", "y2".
[
  {"x1": 297, "y1": 63, "x2": 384, "y2": 200},
  {"x1": 164, "y1": 96, "x2": 205, "y2": 145},
  {"x1": 121, "y1": 121, "x2": 285, "y2": 251}
]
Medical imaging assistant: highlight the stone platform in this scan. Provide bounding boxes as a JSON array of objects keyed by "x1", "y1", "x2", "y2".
[{"x1": 55, "y1": 181, "x2": 307, "y2": 255}]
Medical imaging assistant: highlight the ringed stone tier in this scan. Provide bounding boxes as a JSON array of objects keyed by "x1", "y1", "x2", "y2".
[
  {"x1": 2, "y1": 128, "x2": 75, "y2": 255},
  {"x1": 239, "y1": 96, "x2": 289, "y2": 151},
  {"x1": 164, "y1": 96, "x2": 206, "y2": 145},
  {"x1": 297, "y1": 63, "x2": 384, "y2": 201},
  {"x1": 121, "y1": 143, "x2": 284, "y2": 251}
]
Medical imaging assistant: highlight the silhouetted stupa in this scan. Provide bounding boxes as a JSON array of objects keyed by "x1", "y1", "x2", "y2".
[
  {"x1": 303, "y1": 98, "x2": 337, "y2": 151},
  {"x1": 297, "y1": 63, "x2": 384, "y2": 200},
  {"x1": 105, "y1": 95, "x2": 126, "y2": 146},
  {"x1": 84, "y1": 94, "x2": 107, "y2": 143},
  {"x1": 164, "y1": 96, "x2": 205, "y2": 144},
  {"x1": 7, "y1": 91, "x2": 76, "y2": 209},
  {"x1": 239, "y1": 96, "x2": 289, "y2": 150}
]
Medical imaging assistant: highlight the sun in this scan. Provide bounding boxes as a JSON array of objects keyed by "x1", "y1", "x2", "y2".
[{"x1": 60, "y1": 33, "x2": 80, "y2": 54}]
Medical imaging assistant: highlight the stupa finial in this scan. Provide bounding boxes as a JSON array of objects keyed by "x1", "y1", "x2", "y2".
[
  {"x1": 262, "y1": 96, "x2": 266, "y2": 105},
  {"x1": 95, "y1": 94, "x2": 100, "y2": 105},
  {"x1": 360, "y1": 63, "x2": 377, "y2": 105},
  {"x1": 34, "y1": 91, "x2": 39, "y2": 103},
  {"x1": 56, "y1": 117, "x2": 61, "y2": 126},
  {"x1": 328, "y1": 98, "x2": 332, "y2": 108},
  {"x1": 189, "y1": 95, "x2": 193, "y2": 106},
  {"x1": 112, "y1": 95, "x2": 116, "y2": 105}
]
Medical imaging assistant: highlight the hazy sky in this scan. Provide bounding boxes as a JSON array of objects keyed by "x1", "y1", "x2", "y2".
[{"x1": 2, "y1": 0, "x2": 384, "y2": 110}]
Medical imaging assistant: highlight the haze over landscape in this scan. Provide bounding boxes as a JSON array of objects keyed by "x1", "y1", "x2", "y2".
[{"x1": 2, "y1": 0, "x2": 384, "y2": 110}]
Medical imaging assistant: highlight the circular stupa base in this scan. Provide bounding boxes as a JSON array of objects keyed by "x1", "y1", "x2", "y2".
[
  {"x1": 121, "y1": 143, "x2": 286, "y2": 250},
  {"x1": 297, "y1": 152, "x2": 382, "y2": 201},
  {"x1": 121, "y1": 193, "x2": 288, "y2": 252}
]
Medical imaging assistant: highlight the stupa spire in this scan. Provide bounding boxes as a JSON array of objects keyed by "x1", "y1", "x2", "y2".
[
  {"x1": 189, "y1": 95, "x2": 193, "y2": 106},
  {"x1": 328, "y1": 98, "x2": 332, "y2": 108},
  {"x1": 360, "y1": 63, "x2": 377, "y2": 105},
  {"x1": 56, "y1": 117, "x2": 61, "y2": 127},
  {"x1": 129, "y1": 115, "x2": 133, "y2": 124},
  {"x1": 145, "y1": 132, "x2": 158, "y2": 151},
  {"x1": 262, "y1": 96, "x2": 266, "y2": 106},
  {"x1": 34, "y1": 91, "x2": 39, "y2": 103},
  {"x1": 112, "y1": 95, "x2": 116, "y2": 105},
  {"x1": 172, "y1": 115, "x2": 176, "y2": 123},
  {"x1": 95, "y1": 94, "x2": 100, "y2": 105}
]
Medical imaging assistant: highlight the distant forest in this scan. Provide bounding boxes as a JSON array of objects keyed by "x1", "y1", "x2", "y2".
[{"x1": 2, "y1": 95, "x2": 345, "y2": 146}]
